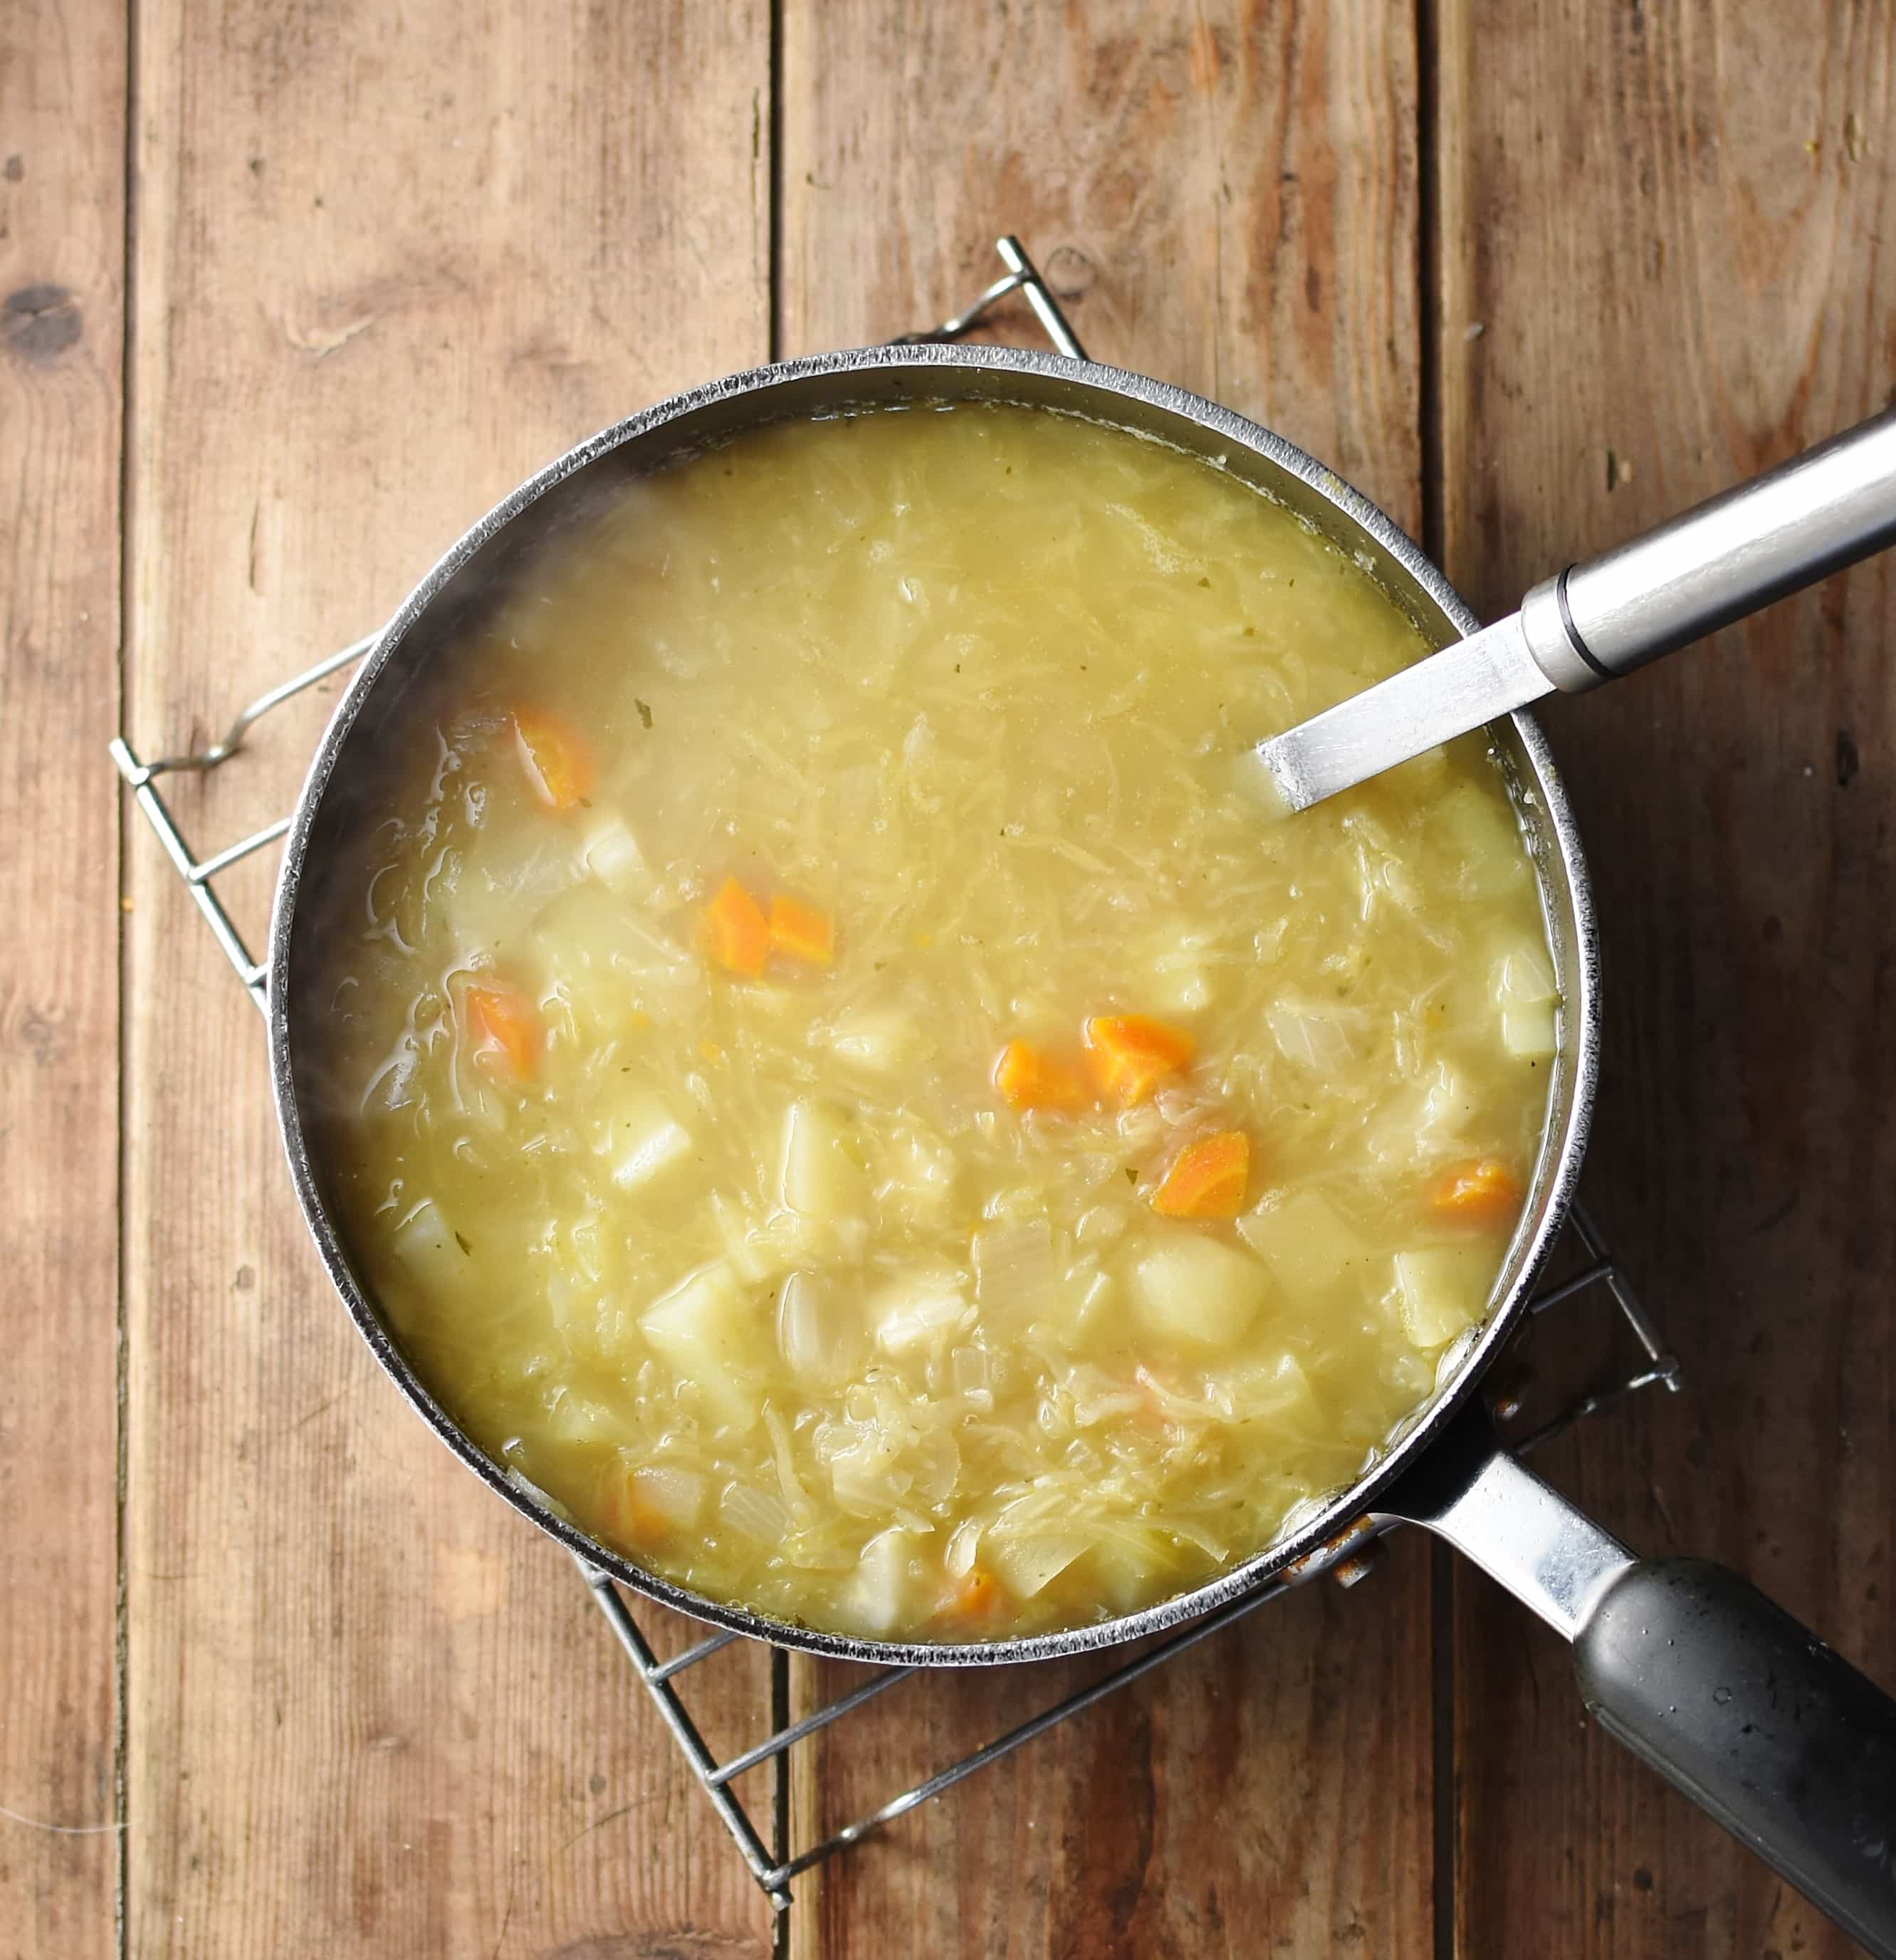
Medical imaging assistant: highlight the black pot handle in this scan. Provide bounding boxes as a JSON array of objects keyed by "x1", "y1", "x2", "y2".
[
  {"x1": 1574, "y1": 1558, "x2": 1896, "y2": 1958},
  {"x1": 1379, "y1": 1405, "x2": 1896, "y2": 1956}
]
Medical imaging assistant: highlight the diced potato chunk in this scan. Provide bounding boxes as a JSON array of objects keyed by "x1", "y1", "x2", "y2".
[
  {"x1": 878, "y1": 1123, "x2": 960, "y2": 1229},
  {"x1": 1393, "y1": 1245, "x2": 1496, "y2": 1348},
  {"x1": 581, "y1": 815, "x2": 654, "y2": 898},
  {"x1": 1217, "y1": 1351, "x2": 1323, "y2": 1435},
  {"x1": 1434, "y1": 780, "x2": 1529, "y2": 895},
  {"x1": 1267, "y1": 1000, "x2": 1360, "y2": 1072},
  {"x1": 543, "y1": 1389, "x2": 636, "y2": 1449},
  {"x1": 839, "y1": 1527, "x2": 925, "y2": 1636},
  {"x1": 627, "y1": 1462, "x2": 706, "y2": 1530},
  {"x1": 825, "y1": 1008, "x2": 918, "y2": 1076},
  {"x1": 639, "y1": 1262, "x2": 758, "y2": 1427},
  {"x1": 988, "y1": 1529, "x2": 1090, "y2": 1599},
  {"x1": 779, "y1": 1098, "x2": 869, "y2": 1220},
  {"x1": 1237, "y1": 1190, "x2": 1371, "y2": 1299},
  {"x1": 1493, "y1": 938, "x2": 1558, "y2": 1005},
  {"x1": 871, "y1": 1270, "x2": 972, "y2": 1356},
  {"x1": 1501, "y1": 999, "x2": 1559, "y2": 1059},
  {"x1": 602, "y1": 1094, "x2": 694, "y2": 1192},
  {"x1": 390, "y1": 1199, "x2": 464, "y2": 1285},
  {"x1": 1128, "y1": 1232, "x2": 1274, "y2": 1348}
]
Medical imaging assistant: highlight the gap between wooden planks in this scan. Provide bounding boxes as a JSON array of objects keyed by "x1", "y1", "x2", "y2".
[
  {"x1": 777, "y1": 4, "x2": 1430, "y2": 1954},
  {"x1": 117, "y1": 3, "x2": 777, "y2": 1956},
  {"x1": 0, "y1": 1, "x2": 126, "y2": 1956}
]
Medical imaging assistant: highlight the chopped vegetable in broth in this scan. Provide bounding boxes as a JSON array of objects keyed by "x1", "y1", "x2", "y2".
[{"x1": 308, "y1": 402, "x2": 1557, "y2": 1642}]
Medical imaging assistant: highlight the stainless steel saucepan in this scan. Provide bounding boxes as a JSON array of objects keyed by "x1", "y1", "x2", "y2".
[{"x1": 263, "y1": 339, "x2": 1896, "y2": 1949}]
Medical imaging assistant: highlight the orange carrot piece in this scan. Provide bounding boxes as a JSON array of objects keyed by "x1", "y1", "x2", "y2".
[
  {"x1": 938, "y1": 1566, "x2": 1005, "y2": 1627},
  {"x1": 463, "y1": 980, "x2": 540, "y2": 1081},
  {"x1": 511, "y1": 706, "x2": 593, "y2": 812},
  {"x1": 1150, "y1": 1131, "x2": 1250, "y2": 1218},
  {"x1": 1084, "y1": 1013, "x2": 1196, "y2": 1104},
  {"x1": 601, "y1": 1473, "x2": 674, "y2": 1551},
  {"x1": 1431, "y1": 1158, "x2": 1523, "y2": 1227},
  {"x1": 702, "y1": 876, "x2": 770, "y2": 975},
  {"x1": 770, "y1": 893, "x2": 834, "y2": 966},
  {"x1": 994, "y1": 1039, "x2": 1086, "y2": 1112}
]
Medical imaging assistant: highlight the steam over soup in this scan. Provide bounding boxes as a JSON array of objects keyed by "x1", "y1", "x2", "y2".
[{"x1": 310, "y1": 402, "x2": 1558, "y2": 1642}]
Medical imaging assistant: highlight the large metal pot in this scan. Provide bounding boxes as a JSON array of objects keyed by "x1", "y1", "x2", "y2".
[{"x1": 266, "y1": 342, "x2": 1896, "y2": 1952}]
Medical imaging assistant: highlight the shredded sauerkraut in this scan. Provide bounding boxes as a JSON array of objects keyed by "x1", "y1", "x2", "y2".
[{"x1": 310, "y1": 402, "x2": 1555, "y2": 1641}]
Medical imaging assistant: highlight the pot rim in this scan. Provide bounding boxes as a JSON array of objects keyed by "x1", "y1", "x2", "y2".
[{"x1": 266, "y1": 340, "x2": 1601, "y2": 1666}]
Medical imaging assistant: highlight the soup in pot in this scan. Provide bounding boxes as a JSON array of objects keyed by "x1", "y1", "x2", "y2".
[{"x1": 306, "y1": 401, "x2": 1559, "y2": 1641}]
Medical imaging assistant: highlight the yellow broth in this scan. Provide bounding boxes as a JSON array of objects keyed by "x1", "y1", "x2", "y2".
[{"x1": 308, "y1": 402, "x2": 1558, "y2": 1641}]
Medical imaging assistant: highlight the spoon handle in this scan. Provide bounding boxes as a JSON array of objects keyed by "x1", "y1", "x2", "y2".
[{"x1": 1519, "y1": 406, "x2": 1896, "y2": 692}]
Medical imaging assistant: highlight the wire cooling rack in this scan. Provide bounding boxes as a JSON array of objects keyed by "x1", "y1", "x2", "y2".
[{"x1": 111, "y1": 236, "x2": 1682, "y2": 1917}]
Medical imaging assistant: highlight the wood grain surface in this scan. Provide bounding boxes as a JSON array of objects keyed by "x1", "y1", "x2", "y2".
[
  {"x1": 14, "y1": 0, "x2": 1896, "y2": 1952},
  {"x1": 1437, "y1": 3, "x2": 1896, "y2": 1954},
  {"x1": 119, "y1": 4, "x2": 775, "y2": 1955},
  {"x1": 0, "y1": 5, "x2": 126, "y2": 1959},
  {"x1": 780, "y1": 6, "x2": 1433, "y2": 1954}
]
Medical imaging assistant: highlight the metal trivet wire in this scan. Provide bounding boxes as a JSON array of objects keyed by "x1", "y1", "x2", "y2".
[{"x1": 111, "y1": 237, "x2": 1682, "y2": 1914}]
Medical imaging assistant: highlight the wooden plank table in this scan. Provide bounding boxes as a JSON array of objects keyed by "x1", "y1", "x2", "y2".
[{"x1": 5, "y1": 2, "x2": 1892, "y2": 1953}]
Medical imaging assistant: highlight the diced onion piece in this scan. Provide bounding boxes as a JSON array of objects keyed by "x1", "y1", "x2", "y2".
[
  {"x1": 987, "y1": 1529, "x2": 1089, "y2": 1599},
  {"x1": 603, "y1": 1094, "x2": 694, "y2": 1192},
  {"x1": 949, "y1": 1344, "x2": 993, "y2": 1409},
  {"x1": 1366, "y1": 1061, "x2": 1477, "y2": 1168},
  {"x1": 1501, "y1": 1000, "x2": 1559, "y2": 1059},
  {"x1": 581, "y1": 816, "x2": 654, "y2": 896},
  {"x1": 1393, "y1": 1246, "x2": 1496, "y2": 1348},
  {"x1": 1267, "y1": 1000, "x2": 1358, "y2": 1073},
  {"x1": 720, "y1": 1480, "x2": 792, "y2": 1543},
  {"x1": 827, "y1": 1430, "x2": 906, "y2": 1512},
  {"x1": 1223, "y1": 1350, "x2": 1319, "y2": 1425},
  {"x1": 775, "y1": 1270, "x2": 864, "y2": 1383},
  {"x1": 390, "y1": 1200, "x2": 464, "y2": 1284},
  {"x1": 943, "y1": 1517, "x2": 982, "y2": 1579},
  {"x1": 1237, "y1": 1190, "x2": 1371, "y2": 1298},
  {"x1": 972, "y1": 1215, "x2": 1057, "y2": 1320},
  {"x1": 871, "y1": 1271, "x2": 971, "y2": 1356},
  {"x1": 1128, "y1": 1232, "x2": 1273, "y2": 1348},
  {"x1": 638, "y1": 1262, "x2": 758, "y2": 1427},
  {"x1": 779, "y1": 1097, "x2": 869, "y2": 1220}
]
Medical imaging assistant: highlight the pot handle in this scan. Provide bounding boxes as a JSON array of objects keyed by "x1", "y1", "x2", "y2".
[{"x1": 1379, "y1": 1405, "x2": 1896, "y2": 1956}]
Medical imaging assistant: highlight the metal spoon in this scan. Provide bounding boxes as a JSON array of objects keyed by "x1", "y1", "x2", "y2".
[{"x1": 1253, "y1": 409, "x2": 1896, "y2": 812}]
